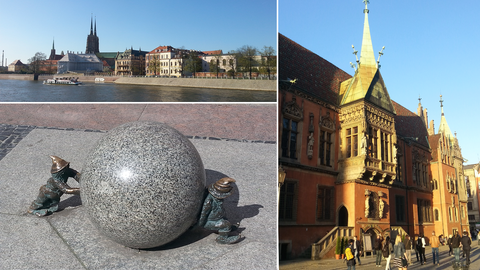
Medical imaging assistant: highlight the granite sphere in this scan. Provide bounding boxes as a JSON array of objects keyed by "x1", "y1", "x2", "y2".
[{"x1": 80, "y1": 121, "x2": 206, "y2": 249}]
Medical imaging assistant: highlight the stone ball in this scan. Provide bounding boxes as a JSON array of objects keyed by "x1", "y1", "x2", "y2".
[{"x1": 80, "y1": 121, "x2": 206, "y2": 249}]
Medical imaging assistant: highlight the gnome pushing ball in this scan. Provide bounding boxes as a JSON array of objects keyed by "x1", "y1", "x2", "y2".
[
  {"x1": 198, "y1": 177, "x2": 241, "y2": 244},
  {"x1": 28, "y1": 156, "x2": 81, "y2": 216}
]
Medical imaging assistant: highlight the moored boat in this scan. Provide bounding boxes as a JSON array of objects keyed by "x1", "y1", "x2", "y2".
[{"x1": 43, "y1": 77, "x2": 82, "y2": 85}]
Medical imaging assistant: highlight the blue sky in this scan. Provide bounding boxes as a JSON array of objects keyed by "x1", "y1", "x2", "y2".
[
  {"x1": 0, "y1": 0, "x2": 276, "y2": 64},
  {"x1": 279, "y1": 0, "x2": 480, "y2": 165}
]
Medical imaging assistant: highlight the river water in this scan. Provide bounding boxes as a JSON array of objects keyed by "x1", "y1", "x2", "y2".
[{"x1": 0, "y1": 80, "x2": 276, "y2": 102}]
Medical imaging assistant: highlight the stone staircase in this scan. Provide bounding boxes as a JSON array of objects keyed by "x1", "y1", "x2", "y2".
[{"x1": 311, "y1": 226, "x2": 354, "y2": 260}]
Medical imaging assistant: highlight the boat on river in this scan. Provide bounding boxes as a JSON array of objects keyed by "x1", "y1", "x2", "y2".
[{"x1": 43, "y1": 77, "x2": 82, "y2": 85}]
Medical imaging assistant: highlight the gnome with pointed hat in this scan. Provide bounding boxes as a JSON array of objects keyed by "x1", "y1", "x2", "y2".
[
  {"x1": 198, "y1": 177, "x2": 241, "y2": 244},
  {"x1": 28, "y1": 156, "x2": 81, "y2": 216}
]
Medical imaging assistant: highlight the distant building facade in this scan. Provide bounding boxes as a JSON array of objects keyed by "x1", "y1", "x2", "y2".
[
  {"x1": 464, "y1": 164, "x2": 480, "y2": 233},
  {"x1": 57, "y1": 53, "x2": 103, "y2": 74},
  {"x1": 145, "y1": 46, "x2": 187, "y2": 77},
  {"x1": 115, "y1": 48, "x2": 148, "y2": 76},
  {"x1": 8, "y1": 60, "x2": 27, "y2": 72}
]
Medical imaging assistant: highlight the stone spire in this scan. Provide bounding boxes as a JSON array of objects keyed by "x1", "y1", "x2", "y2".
[
  {"x1": 90, "y1": 15, "x2": 93, "y2": 35},
  {"x1": 94, "y1": 17, "x2": 97, "y2": 36},
  {"x1": 359, "y1": 0, "x2": 377, "y2": 69},
  {"x1": 438, "y1": 95, "x2": 454, "y2": 141}
]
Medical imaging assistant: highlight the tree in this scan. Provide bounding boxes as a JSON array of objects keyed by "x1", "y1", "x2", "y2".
[
  {"x1": 28, "y1": 52, "x2": 46, "y2": 74},
  {"x1": 148, "y1": 54, "x2": 160, "y2": 76},
  {"x1": 260, "y1": 45, "x2": 276, "y2": 79},
  {"x1": 182, "y1": 51, "x2": 202, "y2": 77},
  {"x1": 237, "y1": 45, "x2": 258, "y2": 78},
  {"x1": 209, "y1": 53, "x2": 222, "y2": 78},
  {"x1": 226, "y1": 50, "x2": 237, "y2": 78}
]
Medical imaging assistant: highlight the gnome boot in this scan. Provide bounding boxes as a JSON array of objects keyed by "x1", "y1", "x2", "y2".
[{"x1": 216, "y1": 231, "x2": 241, "y2": 244}]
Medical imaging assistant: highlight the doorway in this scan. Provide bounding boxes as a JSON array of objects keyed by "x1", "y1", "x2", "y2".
[{"x1": 338, "y1": 205, "x2": 348, "y2": 226}]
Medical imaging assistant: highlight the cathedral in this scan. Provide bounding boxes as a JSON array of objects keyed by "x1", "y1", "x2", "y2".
[
  {"x1": 86, "y1": 16, "x2": 100, "y2": 54},
  {"x1": 278, "y1": 1, "x2": 469, "y2": 260}
]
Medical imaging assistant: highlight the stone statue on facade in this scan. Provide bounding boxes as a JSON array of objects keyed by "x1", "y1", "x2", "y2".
[
  {"x1": 28, "y1": 156, "x2": 81, "y2": 216},
  {"x1": 379, "y1": 199, "x2": 384, "y2": 218},
  {"x1": 198, "y1": 177, "x2": 241, "y2": 244},
  {"x1": 365, "y1": 195, "x2": 370, "y2": 218},
  {"x1": 307, "y1": 133, "x2": 314, "y2": 159},
  {"x1": 361, "y1": 132, "x2": 368, "y2": 155}
]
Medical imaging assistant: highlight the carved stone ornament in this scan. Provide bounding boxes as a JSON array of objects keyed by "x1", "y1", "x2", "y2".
[
  {"x1": 307, "y1": 133, "x2": 314, "y2": 159},
  {"x1": 282, "y1": 95, "x2": 303, "y2": 121},
  {"x1": 320, "y1": 111, "x2": 335, "y2": 131},
  {"x1": 339, "y1": 104, "x2": 365, "y2": 126},
  {"x1": 365, "y1": 104, "x2": 395, "y2": 132},
  {"x1": 379, "y1": 199, "x2": 384, "y2": 218}
]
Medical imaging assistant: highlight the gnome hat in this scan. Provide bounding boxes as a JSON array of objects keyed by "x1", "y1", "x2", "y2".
[
  {"x1": 208, "y1": 177, "x2": 236, "y2": 199},
  {"x1": 50, "y1": 155, "x2": 69, "y2": 174}
]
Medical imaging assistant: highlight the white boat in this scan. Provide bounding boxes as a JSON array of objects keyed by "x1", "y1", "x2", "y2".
[{"x1": 43, "y1": 77, "x2": 82, "y2": 85}]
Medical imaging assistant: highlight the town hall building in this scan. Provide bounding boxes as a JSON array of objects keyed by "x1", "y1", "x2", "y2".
[{"x1": 278, "y1": 1, "x2": 469, "y2": 260}]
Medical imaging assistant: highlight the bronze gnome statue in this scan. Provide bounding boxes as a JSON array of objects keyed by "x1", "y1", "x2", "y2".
[
  {"x1": 198, "y1": 177, "x2": 241, "y2": 244},
  {"x1": 28, "y1": 156, "x2": 81, "y2": 216}
]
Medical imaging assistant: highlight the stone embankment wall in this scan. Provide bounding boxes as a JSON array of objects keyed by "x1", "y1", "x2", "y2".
[
  {"x1": 0, "y1": 74, "x2": 35, "y2": 80},
  {"x1": 53, "y1": 75, "x2": 119, "y2": 83},
  {"x1": 115, "y1": 77, "x2": 276, "y2": 91}
]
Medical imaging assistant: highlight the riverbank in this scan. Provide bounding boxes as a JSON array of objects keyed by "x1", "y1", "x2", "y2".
[
  {"x1": 0, "y1": 74, "x2": 276, "y2": 91},
  {"x1": 115, "y1": 77, "x2": 276, "y2": 91}
]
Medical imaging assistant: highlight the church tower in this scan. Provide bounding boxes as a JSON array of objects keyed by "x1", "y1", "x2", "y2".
[
  {"x1": 86, "y1": 16, "x2": 100, "y2": 54},
  {"x1": 49, "y1": 39, "x2": 56, "y2": 60},
  {"x1": 337, "y1": 0, "x2": 397, "y2": 185}
]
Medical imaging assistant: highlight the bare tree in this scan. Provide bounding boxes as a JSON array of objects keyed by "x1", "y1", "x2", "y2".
[
  {"x1": 28, "y1": 52, "x2": 47, "y2": 75},
  {"x1": 209, "y1": 53, "x2": 222, "y2": 78},
  {"x1": 182, "y1": 51, "x2": 202, "y2": 77},
  {"x1": 148, "y1": 54, "x2": 160, "y2": 76},
  {"x1": 237, "y1": 45, "x2": 258, "y2": 78},
  {"x1": 226, "y1": 50, "x2": 237, "y2": 78},
  {"x1": 260, "y1": 46, "x2": 276, "y2": 79}
]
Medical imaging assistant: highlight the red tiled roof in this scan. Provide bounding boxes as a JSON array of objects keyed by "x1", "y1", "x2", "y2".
[
  {"x1": 148, "y1": 46, "x2": 173, "y2": 54},
  {"x1": 392, "y1": 100, "x2": 430, "y2": 148},
  {"x1": 279, "y1": 33, "x2": 352, "y2": 105},
  {"x1": 428, "y1": 134, "x2": 441, "y2": 161},
  {"x1": 203, "y1": 50, "x2": 223, "y2": 55}
]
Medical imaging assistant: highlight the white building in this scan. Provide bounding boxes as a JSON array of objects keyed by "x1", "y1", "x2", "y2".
[{"x1": 57, "y1": 53, "x2": 103, "y2": 74}]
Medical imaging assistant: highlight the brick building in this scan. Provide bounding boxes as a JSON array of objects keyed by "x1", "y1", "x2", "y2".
[{"x1": 278, "y1": 2, "x2": 468, "y2": 260}]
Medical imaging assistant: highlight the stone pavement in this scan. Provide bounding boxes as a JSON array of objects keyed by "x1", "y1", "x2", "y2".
[
  {"x1": 0, "y1": 104, "x2": 277, "y2": 270},
  {"x1": 280, "y1": 242, "x2": 480, "y2": 270}
]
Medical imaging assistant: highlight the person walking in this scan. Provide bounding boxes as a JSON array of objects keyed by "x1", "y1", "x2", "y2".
[
  {"x1": 374, "y1": 234, "x2": 383, "y2": 267},
  {"x1": 430, "y1": 231, "x2": 440, "y2": 266},
  {"x1": 383, "y1": 236, "x2": 393, "y2": 270},
  {"x1": 345, "y1": 239, "x2": 356, "y2": 270},
  {"x1": 460, "y1": 231, "x2": 472, "y2": 266},
  {"x1": 392, "y1": 235, "x2": 408, "y2": 270},
  {"x1": 451, "y1": 231, "x2": 462, "y2": 263},
  {"x1": 402, "y1": 234, "x2": 413, "y2": 265},
  {"x1": 416, "y1": 235, "x2": 426, "y2": 265},
  {"x1": 447, "y1": 234, "x2": 453, "y2": 256},
  {"x1": 353, "y1": 236, "x2": 362, "y2": 266}
]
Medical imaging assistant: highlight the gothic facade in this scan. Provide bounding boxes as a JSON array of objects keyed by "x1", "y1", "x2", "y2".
[
  {"x1": 278, "y1": 2, "x2": 468, "y2": 260},
  {"x1": 86, "y1": 17, "x2": 99, "y2": 54}
]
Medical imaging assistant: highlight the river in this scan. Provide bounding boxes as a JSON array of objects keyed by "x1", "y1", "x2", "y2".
[{"x1": 0, "y1": 80, "x2": 277, "y2": 102}]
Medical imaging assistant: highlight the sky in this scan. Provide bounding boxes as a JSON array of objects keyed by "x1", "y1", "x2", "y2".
[
  {"x1": 279, "y1": 0, "x2": 480, "y2": 165},
  {"x1": 0, "y1": 0, "x2": 276, "y2": 64}
]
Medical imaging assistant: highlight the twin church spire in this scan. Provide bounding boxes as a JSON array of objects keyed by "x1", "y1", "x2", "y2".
[{"x1": 86, "y1": 15, "x2": 100, "y2": 54}]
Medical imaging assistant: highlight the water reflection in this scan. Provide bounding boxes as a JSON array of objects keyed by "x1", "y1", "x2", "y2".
[{"x1": 0, "y1": 80, "x2": 276, "y2": 102}]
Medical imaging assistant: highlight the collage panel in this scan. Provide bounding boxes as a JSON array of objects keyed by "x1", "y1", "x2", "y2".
[
  {"x1": 279, "y1": 1, "x2": 480, "y2": 270},
  {"x1": 0, "y1": 0, "x2": 280, "y2": 269},
  {"x1": 0, "y1": 104, "x2": 277, "y2": 269}
]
